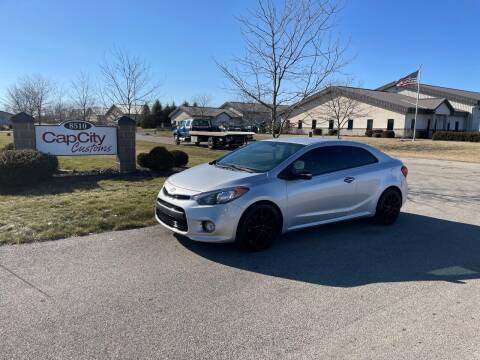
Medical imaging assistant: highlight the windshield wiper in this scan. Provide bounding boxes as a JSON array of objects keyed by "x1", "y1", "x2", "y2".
[{"x1": 218, "y1": 163, "x2": 258, "y2": 173}]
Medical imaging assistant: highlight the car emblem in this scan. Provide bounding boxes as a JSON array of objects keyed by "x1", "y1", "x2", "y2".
[{"x1": 169, "y1": 187, "x2": 176, "y2": 193}]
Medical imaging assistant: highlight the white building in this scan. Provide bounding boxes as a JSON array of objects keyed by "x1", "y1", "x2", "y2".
[
  {"x1": 170, "y1": 106, "x2": 242, "y2": 128},
  {"x1": 287, "y1": 82, "x2": 479, "y2": 138}
]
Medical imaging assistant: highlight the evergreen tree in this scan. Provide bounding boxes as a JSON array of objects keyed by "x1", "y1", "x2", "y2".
[
  {"x1": 182, "y1": 101, "x2": 190, "y2": 107},
  {"x1": 151, "y1": 100, "x2": 163, "y2": 127}
]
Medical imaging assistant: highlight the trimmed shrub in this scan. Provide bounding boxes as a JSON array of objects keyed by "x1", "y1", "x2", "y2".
[
  {"x1": 381, "y1": 130, "x2": 395, "y2": 138},
  {"x1": 137, "y1": 152, "x2": 151, "y2": 169},
  {"x1": 432, "y1": 131, "x2": 480, "y2": 142},
  {"x1": 373, "y1": 133, "x2": 382, "y2": 138},
  {"x1": 137, "y1": 146, "x2": 174, "y2": 171},
  {"x1": 313, "y1": 128, "x2": 322, "y2": 136},
  {"x1": 1, "y1": 143, "x2": 14, "y2": 151},
  {"x1": 0, "y1": 150, "x2": 58, "y2": 187},
  {"x1": 328, "y1": 129, "x2": 338, "y2": 136},
  {"x1": 365, "y1": 129, "x2": 373, "y2": 137},
  {"x1": 170, "y1": 150, "x2": 189, "y2": 167}
]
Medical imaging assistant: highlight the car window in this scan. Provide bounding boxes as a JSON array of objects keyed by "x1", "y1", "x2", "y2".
[
  {"x1": 217, "y1": 141, "x2": 305, "y2": 172},
  {"x1": 291, "y1": 146, "x2": 378, "y2": 176},
  {"x1": 193, "y1": 119, "x2": 210, "y2": 127}
]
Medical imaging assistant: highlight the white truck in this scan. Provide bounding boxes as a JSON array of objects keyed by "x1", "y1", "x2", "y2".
[{"x1": 173, "y1": 119, "x2": 255, "y2": 149}]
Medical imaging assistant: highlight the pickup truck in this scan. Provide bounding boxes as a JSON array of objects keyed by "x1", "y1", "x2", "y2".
[{"x1": 173, "y1": 119, "x2": 255, "y2": 149}]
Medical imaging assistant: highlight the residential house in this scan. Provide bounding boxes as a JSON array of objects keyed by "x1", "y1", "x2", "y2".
[{"x1": 0, "y1": 111, "x2": 13, "y2": 126}]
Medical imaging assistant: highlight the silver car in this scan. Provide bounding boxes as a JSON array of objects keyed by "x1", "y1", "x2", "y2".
[{"x1": 155, "y1": 138, "x2": 408, "y2": 250}]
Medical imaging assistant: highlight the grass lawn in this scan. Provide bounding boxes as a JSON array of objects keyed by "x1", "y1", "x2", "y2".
[{"x1": 0, "y1": 132, "x2": 224, "y2": 245}]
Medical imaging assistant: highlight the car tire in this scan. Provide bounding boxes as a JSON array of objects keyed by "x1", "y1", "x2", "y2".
[
  {"x1": 208, "y1": 137, "x2": 216, "y2": 149},
  {"x1": 236, "y1": 203, "x2": 282, "y2": 251},
  {"x1": 374, "y1": 188, "x2": 402, "y2": 225}
]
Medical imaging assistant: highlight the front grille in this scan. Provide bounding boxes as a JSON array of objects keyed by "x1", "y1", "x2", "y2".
[
  {"x1": 156, "y1": 198, "x2": 188, "y2": 231},
  {"x1": 163, "y1": 187, "x2": 191, "y2": 200}
]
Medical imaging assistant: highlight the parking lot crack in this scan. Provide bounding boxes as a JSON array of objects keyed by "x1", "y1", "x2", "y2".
[{"x1": 0, "y1": 262, "x2": 51, "y2": 299}]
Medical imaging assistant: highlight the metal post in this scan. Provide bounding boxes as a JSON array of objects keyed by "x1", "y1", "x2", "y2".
[{"x1": 412, "y1": 65, "x2": 422, "y2": 142}]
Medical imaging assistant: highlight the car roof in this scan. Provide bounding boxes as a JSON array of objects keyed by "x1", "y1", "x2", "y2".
[
  {"x1": 263, "y1": 137, "x2": 360, "y2": 146},
  {"x1": 262, "y1": 137, "x2": 393, "y2": 161}
]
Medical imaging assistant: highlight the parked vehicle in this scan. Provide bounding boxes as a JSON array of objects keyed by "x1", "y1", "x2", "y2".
[
  {"x1": 172, "y1": 119, "x2": 254, "y2": 149},
  {"x1": 155, "y1": 138, "x2": 408, "y2": 250}
]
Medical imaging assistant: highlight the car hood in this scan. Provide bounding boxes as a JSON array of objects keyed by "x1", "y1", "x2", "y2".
[{"x1": 166, "y1": 163, "x2": 266, "y2": 192}]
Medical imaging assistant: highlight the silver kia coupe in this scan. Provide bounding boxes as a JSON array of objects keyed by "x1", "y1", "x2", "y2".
[{"x1": 155, "y1": 138, "x2": 408, "y2": 250}]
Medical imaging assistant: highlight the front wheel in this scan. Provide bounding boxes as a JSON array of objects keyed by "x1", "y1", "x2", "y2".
[
  {"x1": 374, "y1": 188, "x2": 402, "y2": 225},
  {"x1": 207, "y1": 137, "x2": 216, "y2": 149},
  {"x1": 236, "y1": 203, "x2": 282, "y2": 251}
]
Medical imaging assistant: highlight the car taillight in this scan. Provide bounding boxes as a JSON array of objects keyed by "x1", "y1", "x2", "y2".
[{"x1": 401, "y1": 166, "x2": 408, "y2": 177}]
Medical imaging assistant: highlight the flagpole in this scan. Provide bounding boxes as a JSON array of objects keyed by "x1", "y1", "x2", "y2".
[{"x1": 412, "y1": 65, "x2": 422, "y2": 142}]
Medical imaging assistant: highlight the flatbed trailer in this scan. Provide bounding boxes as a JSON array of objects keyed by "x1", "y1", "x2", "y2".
[{"x1": 178, "y1": 131, "x2": 255, "y2": 149}]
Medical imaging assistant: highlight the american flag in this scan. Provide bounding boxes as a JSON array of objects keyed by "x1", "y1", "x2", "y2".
[{"x1": 395, "y1": 71, "x2": 419, "y2": 87}]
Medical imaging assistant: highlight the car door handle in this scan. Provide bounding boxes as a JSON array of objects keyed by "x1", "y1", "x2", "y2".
[{"x1": 344, "y1": 176, "x2": 355, "y2": 183}]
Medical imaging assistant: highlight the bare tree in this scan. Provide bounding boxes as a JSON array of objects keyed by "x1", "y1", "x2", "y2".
[
  {"x1": 316, "y1": 86, "x2": 369, "y2": 138},
  {"x1": 70, "y1": 72, "x2": 96, "y2": 121},
  {"x1": 191, "y1": 93, "x2": 212, "y2": 119},
  {"x1": 99, "y1": 48, "x2": 158, "y2": 120},
  {"x1": 5, "y1": 74, "x2": 56, "y2": 123},
  {"x1": 218, "y1": 0, "x2": 345, "y2": 137}
]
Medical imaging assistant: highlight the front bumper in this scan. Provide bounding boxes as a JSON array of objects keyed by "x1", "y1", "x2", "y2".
[{"x1": 155, "y1": 188, "x2": 243, "y2": 243}]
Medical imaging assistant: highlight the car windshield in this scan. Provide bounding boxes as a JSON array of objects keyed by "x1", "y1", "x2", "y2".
[
  {"x1": 216, "y1": 141, "x2": 305, "y2": 173},
  {"x1": 193, "y1": 119, "x2": 210, "y2": 126}
]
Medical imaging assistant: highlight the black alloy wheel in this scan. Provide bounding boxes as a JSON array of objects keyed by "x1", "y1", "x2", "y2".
[
  {"x1": 236, "y1": 203, "x2": 281, "y2": 251},
  {"x1": 375, "y1": 188, "x2": 402, "y2": 225}
]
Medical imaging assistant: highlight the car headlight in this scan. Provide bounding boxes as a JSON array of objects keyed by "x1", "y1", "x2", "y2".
[{"x1": 192, "y1": 187, "x2": 249, "y2": 205}]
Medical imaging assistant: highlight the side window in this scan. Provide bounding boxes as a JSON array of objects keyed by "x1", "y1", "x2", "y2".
[
  {"x1": 387, "y1": 119, "x2": 394, "y2": 131},
  {"x1": 290, "y1": 146, "x2": 378, "y2": 176},
  {"x1": 366, "y1": 119, "x2": 373, "y2": 130}
]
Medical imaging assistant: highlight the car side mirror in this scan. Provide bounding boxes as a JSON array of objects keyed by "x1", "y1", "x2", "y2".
[{"x1": 293, "y1": 172, "x2": 313, "y2": 180}]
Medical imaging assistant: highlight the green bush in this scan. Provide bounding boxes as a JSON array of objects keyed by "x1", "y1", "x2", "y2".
[
  {"x1": 365, "y1": 129, "x2": 373, "y2": 137},
  {"x1": 1, "y1": 143, "x2": 14, "y2": 151},
  {"x1": 170, "y1": 150, "x2": 189, "y2": 167},
  {"x1": 432, "y1": 131, "x2": 480, "y2": 142},
  {"x1": 137, "y1": 146, "x2": 174, "y2": 171},
  {"x1": 313, "y1": 128, "x2": 322, "y2": 136},
  {"x1": 137, "y1": 152, "x2": 151, "y2": 168},
  {"x1": 0, "y1": 150, "x2": 58, "y2": 187},
  {"x1": 373, "y1": 133, "x2": 382, "y2": 138},
  {"x1": 381, "y1": 130, "x2": 395, "y2": 138},
  {"x1": 328, "y1": 129, "x2": 338, "y2": 136}
]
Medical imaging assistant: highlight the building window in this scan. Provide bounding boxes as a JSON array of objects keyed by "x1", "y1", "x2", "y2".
[
  {"x1": 298, "y1": 120, "x2": 302, "y2": 129},
  {"x1": 329, "y1": 120, "x2": 334, "y2": 130},
  {"x1": 347, "y1": 119, "x2": 353, "y2": 130},
  {"x1": 387, "y1": 119, "x2": 394, "y2": 131},
  {"x1": 434, "y1": 119, "x2": 437, "y2": 131},
  {"x1": 366, "y1": 119, "x2": 373, "y2": 130},
  {"x1": 455, "y1": 121, "x2": 459, "y2": 131},
  {"x1": 410, "y1": 119, "x2": 415, "y2": 130},
  {"x1": 447, "y1": 122, "x2": 450, "y2": 131},
  {"x1": 426, "y1": 119, "x2": 431, "y2": 133},
  {"x1": 311, "y1": 120, "x2": 317, "y2": 129}
]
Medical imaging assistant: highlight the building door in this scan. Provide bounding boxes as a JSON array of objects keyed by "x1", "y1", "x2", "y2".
[
  {"x1": 329, "y1": 120, "x2": 334, "y2": 130},
  {"x1": 311, "y1": 120, "x2": 317, "y2": 129},
  {"x1": 455, "y1": 121, "x2": 459, "y2": 131}
]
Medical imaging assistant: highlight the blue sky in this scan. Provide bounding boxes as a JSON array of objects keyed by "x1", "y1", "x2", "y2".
[{"x1": 1, "y1": 0, "x2": 479, "y2": 107}]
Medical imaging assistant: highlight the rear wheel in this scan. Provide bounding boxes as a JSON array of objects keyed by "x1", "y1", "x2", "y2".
[
  {"x1": 236, "y1": 203, "x2": 281, "y2": 251},
  {"x1": 374, "y1": 188, "x2": 402, "y2": 225},
  {"x1": 208, "y1": 137, "x2": 216, "y2": 149}
]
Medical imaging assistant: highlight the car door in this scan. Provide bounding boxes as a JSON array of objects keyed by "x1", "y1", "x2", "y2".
[{"x1": 283, "y1": 146, "x2": 360, "y2": 229}]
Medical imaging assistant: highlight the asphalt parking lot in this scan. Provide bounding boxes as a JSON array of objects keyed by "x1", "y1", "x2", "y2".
[{"x1": 1, "y1": 158, "x2": 480, "y2": 359}]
